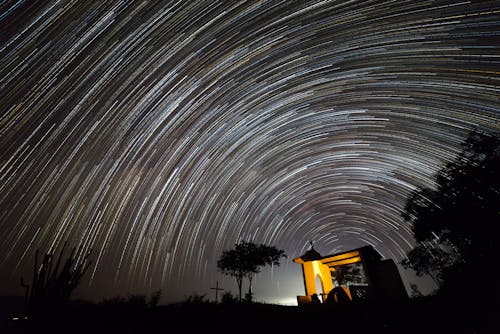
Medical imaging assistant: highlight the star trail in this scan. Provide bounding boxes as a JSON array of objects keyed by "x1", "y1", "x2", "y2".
[{"x1": 1, "y1": 1, "x2": 499, "y2": 303}]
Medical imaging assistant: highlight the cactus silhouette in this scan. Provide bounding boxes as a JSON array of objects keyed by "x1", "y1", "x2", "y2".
[{"x1": 21, "y1": 243, "x2": 91, "y2": 317}]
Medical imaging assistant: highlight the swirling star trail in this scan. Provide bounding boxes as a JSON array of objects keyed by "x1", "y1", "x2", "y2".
[{"x1": 1, "y1": 1, "x2": 499, "y2": 303}]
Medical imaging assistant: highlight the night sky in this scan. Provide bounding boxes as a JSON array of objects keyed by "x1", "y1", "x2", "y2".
[{"x1": 1, "y1": 1, "x2": 499, "y2": 305}]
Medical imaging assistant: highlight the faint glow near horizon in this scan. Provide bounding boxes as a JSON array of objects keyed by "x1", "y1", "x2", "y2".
[{"x1": 258, "y1": 296, "x2": 299, "y2": 306}]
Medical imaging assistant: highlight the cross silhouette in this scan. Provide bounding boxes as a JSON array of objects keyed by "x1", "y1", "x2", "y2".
[{"x1": 210, "y1": 281, "x2": 224, "y2": 303}]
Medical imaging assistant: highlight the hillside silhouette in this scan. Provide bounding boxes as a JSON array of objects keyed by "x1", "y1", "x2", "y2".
[{"x1": 1, "y1": 293, "x2": 497, "y2": 334}]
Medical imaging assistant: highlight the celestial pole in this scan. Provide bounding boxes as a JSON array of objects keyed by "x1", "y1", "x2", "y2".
[{"x1": 0, "y1": 1, "x2": 499, "y2": 303}]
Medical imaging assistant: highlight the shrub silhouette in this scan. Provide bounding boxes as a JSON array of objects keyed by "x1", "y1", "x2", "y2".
[{"x1": 221, "y1": 291, "x2": 238, "y2": 304}]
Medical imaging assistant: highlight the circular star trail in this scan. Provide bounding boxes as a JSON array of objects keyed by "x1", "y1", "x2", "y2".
[{"x1": 1, "y1": 1, "x2": 499, "y2": 303}]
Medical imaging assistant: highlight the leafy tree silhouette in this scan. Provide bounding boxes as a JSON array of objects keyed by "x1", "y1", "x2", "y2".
[
  {"x1": 217, "y1": 241, "x2": 285, "y2": 302},
  {"x1": 401, "y1": 130, "x2": 499, "y2": 304}
]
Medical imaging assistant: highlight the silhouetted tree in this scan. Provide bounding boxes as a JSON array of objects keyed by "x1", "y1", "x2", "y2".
[
  {"x1": 401, "y1": 240, "x2": 459, "y2": 284},
  {"x1": 22, "y1": 243, "x2": 91, "y2": 318},
  {"x1": 401, "y1": 130, "x2": 500, "y2": 303},
  {"x1": 217, "y1": 241, "x2": 285, "y2": 302}
]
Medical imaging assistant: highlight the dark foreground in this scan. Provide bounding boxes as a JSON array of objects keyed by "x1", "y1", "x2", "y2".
[{"x1": 1, "y1": 295, "x2": 498, "y2": 333}]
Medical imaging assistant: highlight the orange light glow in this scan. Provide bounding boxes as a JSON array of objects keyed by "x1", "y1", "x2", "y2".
[{"x1": 294, "y1": 251, "x2": 362, "y2": 304}]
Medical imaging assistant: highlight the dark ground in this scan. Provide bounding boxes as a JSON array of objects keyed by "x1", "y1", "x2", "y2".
[{"x1": 1, "y1": 295, "x2": 498, "y2": 333}]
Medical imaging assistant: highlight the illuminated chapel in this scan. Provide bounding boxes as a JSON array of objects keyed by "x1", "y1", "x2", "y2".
[{"x1": 293, "y1": 244, "x2": 408, "y2": 305}]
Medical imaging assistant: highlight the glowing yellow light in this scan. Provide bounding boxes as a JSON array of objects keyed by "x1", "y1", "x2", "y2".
[
  {"x1": 323, "y1": 256, "x2": 362, "y2": 268},
  {"x1": 295, "y1": 251, "x2": 360, "y2": 304},
  {"x1": 320, "y1": 251, "x2": 360, "y2": 263}
]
